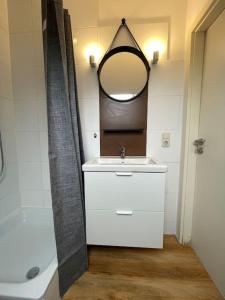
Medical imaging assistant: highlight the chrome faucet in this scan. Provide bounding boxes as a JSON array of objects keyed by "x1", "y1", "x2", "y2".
[{"x1": 120, "y1": 146, "x2": 126, "y2": 159}]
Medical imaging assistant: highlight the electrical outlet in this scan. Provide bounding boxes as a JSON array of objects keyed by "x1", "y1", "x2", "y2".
[{"x1": 162, "y1": 133, "x2": 170, "y2": 147}]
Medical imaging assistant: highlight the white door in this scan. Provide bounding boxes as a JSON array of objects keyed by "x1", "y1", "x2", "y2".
[{"x1": 192, "y1": 9, "x2": 225, "y2": 297}]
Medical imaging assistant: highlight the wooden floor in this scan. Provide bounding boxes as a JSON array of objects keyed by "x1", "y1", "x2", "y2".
[{"x1": 63, "y1": 236, "x2": 223, "y2": 300}]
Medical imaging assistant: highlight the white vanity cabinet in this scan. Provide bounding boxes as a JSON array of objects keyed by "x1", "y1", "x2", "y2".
[{"x1": 83, "y1": 158, "x2": 167, "y2": 249}]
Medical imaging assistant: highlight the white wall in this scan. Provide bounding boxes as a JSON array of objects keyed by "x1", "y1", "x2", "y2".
[
  {"x1": 7, "y1": 0, "x2": 51, "y2": 208},
  {"x1": 5, "y1": 0, "x2": 187, "y2": 234},
  {"x1": 0, "y1": 0, "x2": 20, "y2": 219},
  {"x1": 186, "y1": 0, "x2": 214, "y2": 31},
  {"x1": 64, "y1": 0, "x2": 186, "y2": 234}
]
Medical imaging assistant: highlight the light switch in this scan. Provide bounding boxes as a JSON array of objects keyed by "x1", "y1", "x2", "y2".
[{"x1": 162, "y1": 132, "x2": 170, "y2": 147}]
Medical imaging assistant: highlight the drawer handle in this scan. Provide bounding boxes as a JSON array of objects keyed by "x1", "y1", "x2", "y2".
[
  {"x1": 116, "y1": 210, "x2": 133, "y2": 215},
  {"x1": 115, "y1": 172, "x2": 133, "y2": 176}
]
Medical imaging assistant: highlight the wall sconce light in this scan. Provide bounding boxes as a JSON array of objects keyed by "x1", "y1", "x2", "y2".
[
  {"x1": 152, "y1": 51, "x2": 159, "y2": 64},
  {"x1": 84, "y1": 43, "x2": 103, "y2": 68},
  {"x1": 89, "y1": 55, "x2": 96, "y2": 68},
  {"x1": 143, "y1": 40, "x2": 165, "y2": 65}
]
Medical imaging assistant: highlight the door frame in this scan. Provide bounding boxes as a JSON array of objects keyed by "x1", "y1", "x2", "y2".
[{"x1": 178, "y1": 0, "x2": 225, "y2": 244}]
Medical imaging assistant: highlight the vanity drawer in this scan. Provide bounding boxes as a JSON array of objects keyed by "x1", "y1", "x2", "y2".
[
  {"x1": 86, "y1": 210, "x2": 164, "y2": 248},
  {"x1": 84, "y1": 172, "x2": 165, "y2": 211}
]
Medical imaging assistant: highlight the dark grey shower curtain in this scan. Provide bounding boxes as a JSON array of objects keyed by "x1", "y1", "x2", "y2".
[{"x1": 42, "y1": 0, "x2": 87, "y2": 296}]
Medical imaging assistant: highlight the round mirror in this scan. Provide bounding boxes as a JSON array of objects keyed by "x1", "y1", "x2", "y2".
[{"x1": 98, "y1": 47, "x2": 150, "y2": 102}]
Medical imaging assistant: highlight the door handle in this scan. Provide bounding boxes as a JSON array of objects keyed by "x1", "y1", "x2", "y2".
[
  {"x1": 193, "y1": 138, "x2": 206, "y2": 146},
  {"x1": 116, "y1": 210, "x2": 133, "y2": 215},
  {"x1": 115, "y1": 172, "x2": 133, "y2": 176},
  {"x1": 193, "y1": 138, "x2": 206, "y2": 154}
]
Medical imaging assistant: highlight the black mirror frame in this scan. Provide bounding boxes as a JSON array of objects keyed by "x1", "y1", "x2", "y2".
[{"x1": 97, "y1": 45, "x2": 151, "y2": 103}]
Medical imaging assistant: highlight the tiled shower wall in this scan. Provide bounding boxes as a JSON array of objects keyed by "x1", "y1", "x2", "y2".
[
  {"x1": 8, "y1": 0, "x2": 51, "y2": 208},
  {"x1": 5, "y1": 0, "x2": 186, "y2": 235},
  {"x1": 0, "y1": 0, "x2": 20, "y2": 220},
  {"x1": 65, "y1": 0, "x2": 186, "y2": 234}
]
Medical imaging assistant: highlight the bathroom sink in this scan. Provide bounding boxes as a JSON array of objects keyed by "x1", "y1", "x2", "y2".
[
  {"x1": 82, "y1": 157, "x2": 167, "y2": 173},
  {"x1": 94, "y1": 157, "x2": 154, "y2": 165}
]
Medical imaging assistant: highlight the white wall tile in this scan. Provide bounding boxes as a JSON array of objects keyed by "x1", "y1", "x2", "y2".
[
  {"x1": 12, "y1": 65, "x2": 36, "y2": 101},
  {"x1": 0, "y1": 166, "x2": 20, "y2": 219},
  {"x1": 41, "y1": 162, "x2": 51, "y2": 190},
  {"x1": 0, "y1": 61, "x2": 12, "y2": 99},
  {"x1": 164, "y1": 192, "x2": 179, "y2": 234},
  {"x1": 20, "y1": 189, "x2": 52, "y2": 209},
  {"x1": 148, "y1": 95, "x2": 182, "y2": 131},
  {"x1": 20, "y1": 190, "x2": 44, "y2": 207},
  {"x1": 164, "y1": 164, "x2": 181, "y2": 234},
  {"x1": 64, "y1": 0, "x2": 98, "y2": 28},
  {"x1": 149, "y1": 60, "x2": 185, "y2": 96},
  {"x1": 0, "y1": 2, "x2": 21, "y2": 219},
  {"x1": 98, "y1": 26, "x2": 117, "y2": 55},
  {"x1": 147, "y1": 130, "x2": 181, "y2": 163},
  {"x1": 132, "y1": 23, "x2": 169, "y2": 60},
  {"x1": 7, "y1": 0, "x2": 48, "y2": 209},
  {"x1": 0, "y1": 193, "x2": 19, "y2": 220},
  {"x1": 1, "y1": 129, "x2": 17, "y2": 163},
  {"x1": 31, "y1": 0, "x2": 42, "y2": 32},
  {"x1": 0, "y1": 102, "x2": 17, "y2": 172},
  {"x1": 76, "y1": 64, "x2": 99, "y2": 99},
  {"x1": 16, "y1": 131, "x2": 41, "y2": 162},
  {"x1": 43, "y1": 190, "x2": 52, "y2": 208},
  {"x1": 0, "y1": 0, "x2": 9, "y2": 32},
  {"x1": 73, "y1": 27, "x2": 98, "y2": 65},
  {"x1": 0, "y1": 163, "x2": 20, "y2": 198},
  {"x1": 8, "y1": 0, "x2": 32, "y2": 33},
  {"x1": 40, "y1": 131, "x2": 49, "y2": 162},
  {"x1": 32, "y1": 33, "x2": 44, "y2": 67},
  {"x1": 10, "y1": 33, "x2": 34, "y2": 66},
  {"x1": 18, "y1": 162, "x2": 43, "y2": 190},
  {"x1": 98, "y1": 0, "x2": 186, "y2": 60},
  {"x1": 10, "y1": 35, "x2": 37, "y2": 101},
  {"x1": 15, "y1": 100, "x2": 39, "y2": 131},
  {"x1": 37, "y1": 100, "x2": 48, "y2": 131},
  {"x1": 5, "y1": 0, "x2": 186, "y2": 230},
  {"x1": 98, "y1": 23, "x2": 169, "y2": 61},
  {"x1": 78, "y1": 98, "x2": 99, "y2": 132},
  {"x1": 0, "y1": 59, "x2": 13, "y2": 99},
  {"x1": 0, "y1": 28, "x2": 9, "y2": 61},
  {"x1": 0, "y1": 98, "x2": 15, "y2": 131},
  {"x1": 165, "y1": 163, "x2": 180, "y2": 194},
  {"x1": 83, "y1": 130, "x2": 100, "y2": 161},
  {"x1": 66, "y1": 4, "x2": 185, "y2": 236},
  {"x1": 34, "y1": 67, "x2": 46, "y2": 101}
]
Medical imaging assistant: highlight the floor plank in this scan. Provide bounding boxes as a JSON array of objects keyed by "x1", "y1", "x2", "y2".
[{"x1": 63, "y1": 236, "x2": 223, "y2": 300}]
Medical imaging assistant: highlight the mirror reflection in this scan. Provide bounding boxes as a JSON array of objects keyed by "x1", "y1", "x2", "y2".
[{"x1": 99, "y1": 52, "x2": 148, "y2": 101}]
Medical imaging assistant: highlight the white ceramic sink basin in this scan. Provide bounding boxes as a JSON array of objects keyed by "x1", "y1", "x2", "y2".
[
  {"x1": 82, "y1": 157, "x2": 167, "y2": 173},
  {"x1": 94, "y1": 157, "x2": 154, "y2": 165}
]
